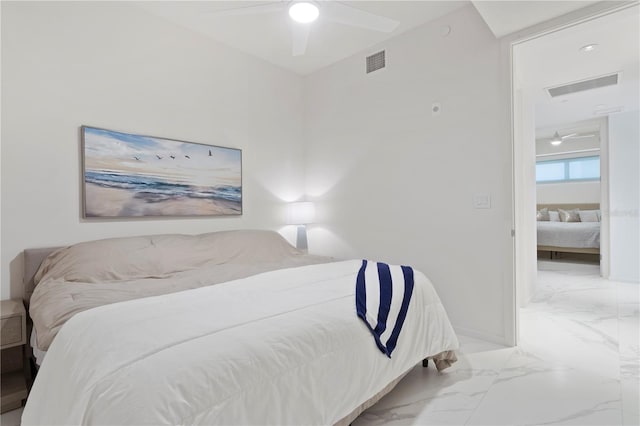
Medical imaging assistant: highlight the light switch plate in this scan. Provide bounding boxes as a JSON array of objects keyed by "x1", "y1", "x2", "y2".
[{"x1": 473, "y1": 193, "x2": 491, "y2": 209}]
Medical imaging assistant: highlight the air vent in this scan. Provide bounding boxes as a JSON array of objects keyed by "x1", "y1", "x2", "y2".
[
  {"x1": 366, "y1": 50, "x2": 385, "y2": 74},
  {"x1": 547, "y1": 73, "x2": 619, "y2": 97}
]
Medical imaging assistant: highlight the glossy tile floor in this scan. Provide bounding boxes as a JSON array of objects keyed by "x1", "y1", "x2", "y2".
[
  {"x1": 2, "y1": 260, "x2": 637, "y2": 426},
  {"x1": 354, "y1": 260, "x2": 640, "y2": 426}
]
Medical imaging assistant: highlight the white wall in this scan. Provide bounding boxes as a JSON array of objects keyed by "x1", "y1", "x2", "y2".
[
  {"x1": 536, "y1": 181, "x2": 601, "y2": 204},
  {"x1": 304, "y1": 5, "x2": 513, "y2": 343},
  {"x1": 608, "y1": 110, "x2": 640, "y2": 283},
  {"x1": 1, "y1": 3, "x2": 306, "y2": 299}
]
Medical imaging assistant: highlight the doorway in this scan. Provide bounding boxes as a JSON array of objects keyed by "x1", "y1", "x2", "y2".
[{"x1": 512, "y1": 2, "x2": 639, "y2": 341}]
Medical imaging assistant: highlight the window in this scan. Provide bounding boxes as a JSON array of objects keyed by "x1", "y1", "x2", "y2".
[{"x1": 536, "y1": 156, "x2": 600, "y2": 183}]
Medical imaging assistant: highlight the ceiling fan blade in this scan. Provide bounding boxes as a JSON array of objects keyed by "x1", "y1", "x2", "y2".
[
  {"x1": 322, "y1": 2, "x2": 399, "y2": 33},
  {"x1": 565, "y1": 134, "x2": 597, "y2": 139},
  {"x1": 561, "y1": 133, "x2": 578, "y2": 139},
  {"x1": 291, "y1": 23, "x2": 311, "y2": 56},
  {"x1": 209, "y1": 2, "x2": 285, "y2": 17}
]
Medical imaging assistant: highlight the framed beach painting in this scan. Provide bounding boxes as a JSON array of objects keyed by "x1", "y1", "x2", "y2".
[{"x1": 81, "y1": 126, "x2": 242, "y2": 218}]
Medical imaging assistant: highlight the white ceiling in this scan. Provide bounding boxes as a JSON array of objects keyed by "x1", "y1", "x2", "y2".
[
  {"x1": 472, "y1": 1, "x2": 599, "y2": 38},
  {"x1": 135, "y1": 1, "x2": 608, "y2": 76},
  {"x1": 513, "y1": 4, "x2": 639, "y2": 132},
  {"x1": 136, "y1": 1, "x2": 468, "y2": 75},
  {"x1": 131, "y1": 1, "x2": 638, "y2": 134}
]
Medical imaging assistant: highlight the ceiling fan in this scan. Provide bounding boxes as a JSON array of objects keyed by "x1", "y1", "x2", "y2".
[
  {"x1": 549, "y1": 131, "x2": 597, "y2": 146},
  {"x1": 210, "y1": 1, "x2": 400, "y2": 56}
]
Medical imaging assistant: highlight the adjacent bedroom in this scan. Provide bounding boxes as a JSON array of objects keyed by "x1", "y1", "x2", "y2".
[
  {"x1": 1, "y1": 1, "x2": 638, "y2": 426},
  {"x1": 535, "y1": 122, "x2": 602, "y2": 265}
]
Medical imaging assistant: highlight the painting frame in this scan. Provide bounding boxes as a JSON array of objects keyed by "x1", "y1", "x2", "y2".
[{"x1": 81, "y1": 125, "x2": 242, "y2": 219}]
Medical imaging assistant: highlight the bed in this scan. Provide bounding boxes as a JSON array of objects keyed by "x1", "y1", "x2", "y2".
[
  {"x1": 536, "y1": 203, "x2": 601, "y2": 256},
  {"x1": 21, "y1": 230, "x2": 459, "y2": 425}
]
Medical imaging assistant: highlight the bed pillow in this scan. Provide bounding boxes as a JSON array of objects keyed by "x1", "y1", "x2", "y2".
[
  {"x1": 34, "y1": 230, "x2": 302, "y2": 284},
  {"x1": 536, "y1": 208, "x2": 550, "y2": 221},
  {"x1": 579, "y1": 210, "x2": 600, "y2": 222},
  {"x1": 549, "y1": 211, "x2": 560, "y2": 222},
  {"x1": 558, "y1": 208, "x2": 581, "y2": 222}
]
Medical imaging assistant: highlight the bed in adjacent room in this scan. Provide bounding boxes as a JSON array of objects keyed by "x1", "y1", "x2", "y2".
[
  {"x1": 21, "y1": 230, "x2": 459, "y2": 425},
  {"x1": 536, "y1": 203, "x2": 601, "y2": 257}
]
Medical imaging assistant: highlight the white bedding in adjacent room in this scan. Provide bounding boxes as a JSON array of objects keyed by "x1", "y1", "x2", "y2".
[
  {"x1": 22, "y1": 260, "x2": 459, "y2": 425},
  {"x1": 537, "y1": 221, "x2": 600, "y2": 249}
]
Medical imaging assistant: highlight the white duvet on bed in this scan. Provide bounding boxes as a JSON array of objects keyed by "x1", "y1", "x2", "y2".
[
  {"x1": 22, "y1": 260, "x2": 458, "y2": 425},
  {"x1": 537, "y1": 221, "x2": 600, "y2": 249}
]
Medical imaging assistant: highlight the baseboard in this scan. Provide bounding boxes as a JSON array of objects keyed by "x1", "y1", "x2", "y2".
[{"x1": 453, "y1": 325, "x2": 511, "y2": 347}]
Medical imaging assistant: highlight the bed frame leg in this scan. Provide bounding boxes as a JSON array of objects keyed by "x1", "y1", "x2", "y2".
[{"x1": 422, "y1": 358, "x2": 428, "y2": 368}]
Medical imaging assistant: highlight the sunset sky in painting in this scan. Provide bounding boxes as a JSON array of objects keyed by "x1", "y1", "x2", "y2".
[{"x1": 83, "y1": 127, "x2": 241, "y2": 188}]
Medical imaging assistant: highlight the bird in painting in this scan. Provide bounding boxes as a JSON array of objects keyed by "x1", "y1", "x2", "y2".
[
  {"x1": 156, "y1": 155, "x2": 163, "y2": 160},
  {"x1": 185, "y1": 155, "x2": 191, "y2": 159},
  {"x1": 133, "y1": 156, "x2": 140, "y2": 161},
  {"x1": 170, "y1": 155, "x2": 175, "y2": 159}
]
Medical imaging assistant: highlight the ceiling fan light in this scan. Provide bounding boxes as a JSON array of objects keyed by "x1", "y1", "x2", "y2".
[
  {"x1": 289, "y1": 2, "x2": 319, "y2": 23},
  {"x1": 550, "y1": 132, "x2": 563, "y2": 146},
  {"x1": 579, "y1": 44, "x2": 598, "y2": 53}
]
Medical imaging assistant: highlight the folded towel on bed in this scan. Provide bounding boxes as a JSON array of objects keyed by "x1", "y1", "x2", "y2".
[{"x1": 355, "y1": 260, "x2": 415, "y2": 357}]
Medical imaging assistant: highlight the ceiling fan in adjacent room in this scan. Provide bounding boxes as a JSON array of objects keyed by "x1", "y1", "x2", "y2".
[
  {"x1": 209, "y1": 1, "x2": 400, "y2": 56},
  {"x1": 549, "y1": 131, "x2": 598, "y2": 146}
]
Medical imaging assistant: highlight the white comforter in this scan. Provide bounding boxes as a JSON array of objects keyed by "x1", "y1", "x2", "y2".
[
  {"x1": 537, "y1": 221, "x2": 601, "y2": 249},
  {"x1": 22, "y1": 260, "x2": 459, "y2": 425}
]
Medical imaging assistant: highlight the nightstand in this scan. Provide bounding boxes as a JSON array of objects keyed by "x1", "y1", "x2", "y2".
[{"x1": 1, "y1": 299, "x2": 28, "y2": 413}]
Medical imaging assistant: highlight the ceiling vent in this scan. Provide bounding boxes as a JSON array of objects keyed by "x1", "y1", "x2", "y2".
[
  {"x1": 547, "y1": 73, "x2": 620, "y2": 97},
  {"x1": 366, "y1": 50, "x2": 385, "y2": 74}
]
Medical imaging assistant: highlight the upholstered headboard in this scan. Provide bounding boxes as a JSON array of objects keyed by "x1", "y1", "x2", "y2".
[
  {"x1": 23, "y1": 247, "x2": 63, "y2": 306},
  {"x1": 537, "y1": 203, "x2": 600, "y2": 212}
]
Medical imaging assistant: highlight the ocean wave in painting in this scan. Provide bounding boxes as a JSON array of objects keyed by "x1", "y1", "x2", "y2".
[{"x1": 85, "y1": 171, "x2": 241, "y2": 204}]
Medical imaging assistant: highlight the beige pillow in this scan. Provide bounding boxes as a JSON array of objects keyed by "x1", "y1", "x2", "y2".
[
  {"x1": 34, "y1": 230, "x2": 302, "y2": 284},
  {"x1": 558, "y1": 208, "x2": 581, "y2": 222},
  {"x1": 536, "y1": 208, "x2": 550, "y2": 221},
  {"x1": 579, "y1": 210, "x2": 600, "y2": 222}
]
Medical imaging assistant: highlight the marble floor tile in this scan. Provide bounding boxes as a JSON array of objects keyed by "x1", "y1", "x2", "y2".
[
  {"x1": 518, "y1": 309, "x2": 620, "y2": 380},
  {"x1": 621, "y1": 376, "x2": 640, "y2": 426},
  {"x1": 354, "y1": 261, "x2": 640, "y2": 425},
  {"x1": 466, "y1": 349, "x2": 623, "y2": 426},
  {"x1": 618, "y1": 303, "x2": 639, "y2": 359},
  {"x1": 617, "y1": 282, "x2": 640, "y2": 305},
  {"x1": 352, "y1": 346, "x2": 515, "y2": 426}
]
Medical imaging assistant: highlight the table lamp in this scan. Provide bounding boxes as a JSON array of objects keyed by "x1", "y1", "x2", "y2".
[{"x1": 287, "y1": 201, "x2": 315, "y2": 251}]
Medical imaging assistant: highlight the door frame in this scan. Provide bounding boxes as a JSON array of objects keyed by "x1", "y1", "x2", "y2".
[{"x1": 507, "y1": 1, "x2": 635, "y2": 345}]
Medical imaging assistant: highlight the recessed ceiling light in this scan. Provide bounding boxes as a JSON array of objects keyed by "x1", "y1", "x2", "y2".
[
  {"x1": 289, "y1": 2, "x2": 319, "y2": 24},
  {"x1": 580, "y1": 44, "x2": 598, "y2": 52}
]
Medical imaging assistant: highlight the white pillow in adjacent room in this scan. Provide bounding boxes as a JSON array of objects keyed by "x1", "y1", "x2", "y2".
[
  {"x1": 559, "y1": 208, "x2": 581, "y2": 222},
  {"x1": 537, "y1": 208, "x2": 550, "y2": 221},
  {"x1": 579, "y1": 210, "x2": 600, "y2": 222},
  {"x1": 549, "y1": 211, "x2": 561, "y2": 222}
]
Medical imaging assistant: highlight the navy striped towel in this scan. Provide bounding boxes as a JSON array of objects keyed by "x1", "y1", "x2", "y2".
[{"x1": 355, "y1": 259, "x2": 415, "y2": 357}]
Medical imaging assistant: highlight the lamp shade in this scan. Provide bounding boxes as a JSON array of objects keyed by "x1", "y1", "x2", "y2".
[{"x1": 287, "y1": 201, "x2": 315, "y2": 225}]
